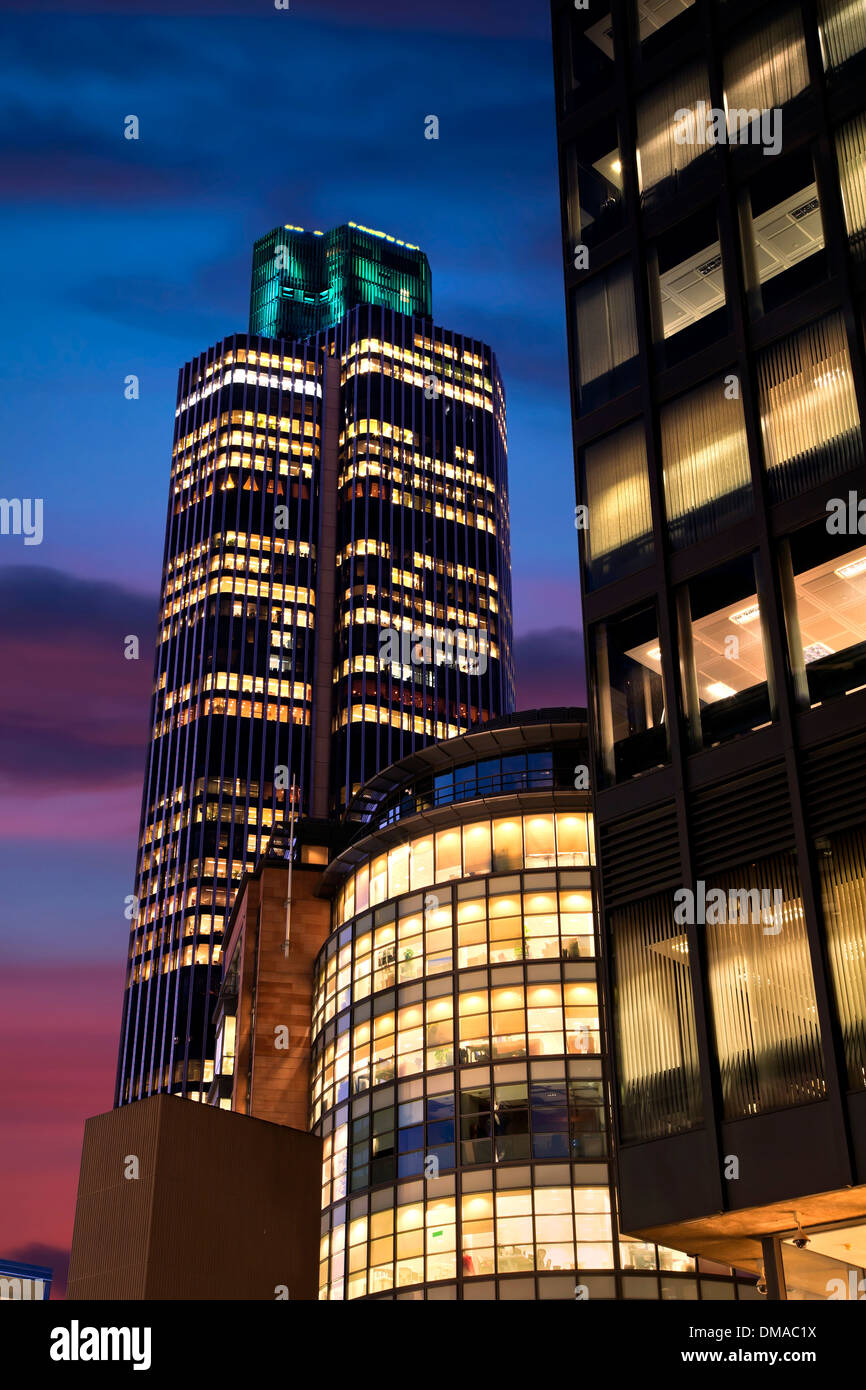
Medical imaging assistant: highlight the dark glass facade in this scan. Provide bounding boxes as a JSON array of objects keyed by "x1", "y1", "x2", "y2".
[
  {"x1": 553, "y1": 0, "x2": 866, "y2": 1250},
  {"x1": 116, "y1": 227, "x2": 513, "y2": 1105}
]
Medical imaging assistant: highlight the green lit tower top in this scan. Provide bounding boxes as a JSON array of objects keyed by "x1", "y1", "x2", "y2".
[{"x1": 249, "y1": 221, "x2": 433, "y2": 340}]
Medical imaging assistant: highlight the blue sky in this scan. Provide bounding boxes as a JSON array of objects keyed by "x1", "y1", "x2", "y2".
[
  {"x1": 1, "y1": 1, "x2": 582, "y2": 644},
  {"x1": 0, "y1": 0, "x2": 583, "y2": 1276}
]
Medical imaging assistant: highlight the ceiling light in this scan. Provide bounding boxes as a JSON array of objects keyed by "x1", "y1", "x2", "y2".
[
  {"x1": 646, "y1": 645, "x2": 661, "y2": 661},
  {"x1": 803, "y1": 642, "x2": 834, "y2": 664},
  {"x1": 729, "y1": 604, "x2": 760, "y2": 625},
  {"x1": 835, "y1": 556, "x2": 866, "y2": 579},
  {"x1": 707, "y1": 681, "x2": 736, "y2": 700}
]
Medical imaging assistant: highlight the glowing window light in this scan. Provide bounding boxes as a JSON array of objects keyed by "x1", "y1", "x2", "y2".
[
  {"x1": 728, "y1": 604, "x2": 760, "y2": 625},
  {"x1": 803, "y1": 642, "x2": 834, "y2": 663}
]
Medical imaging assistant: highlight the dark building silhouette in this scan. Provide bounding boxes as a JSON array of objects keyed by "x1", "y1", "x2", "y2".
[{"x1": 552, "y1": 0, "x2": 866, "y2": 1297}]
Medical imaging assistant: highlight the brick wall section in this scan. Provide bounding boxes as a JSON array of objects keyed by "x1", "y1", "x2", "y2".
[{"x1": 227, "y1": 859, "x2": 330, "y2": 1130}]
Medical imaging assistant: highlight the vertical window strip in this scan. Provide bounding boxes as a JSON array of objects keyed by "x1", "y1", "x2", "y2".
[
  {"x1": 724, "y1": 11, "x2": 809, "y2": 116},
  {"x1": 661, "y1": 377, "x2": 752, "y2": 549},
  {"x1": 819, "y1": 828, "x2": 866, "y2": 1090},
  {"x1": 819, "y1": 0, "x2": 866, "y2": 70},
  {"x1": 611, "y1": 894, "x2": 702, "y2": 1142},
  {"x1": 574, "y1": 261, "x2": 639, "y2": 396},
  {"x1": 636, "y1": 64, "x2": 712, "y2": 196},
  {"x1": 757, "y1": 312, "x2": 862, "y2": 501},
  {"x1": 835, "y1": 112, "x2": 866, "y2": 261},
  {"x1": 583, "y1": 421, "x2": 653, "y2": 582},
  {"x1": 704, "y1": 852, "x2": 825, "y2": 1121}
]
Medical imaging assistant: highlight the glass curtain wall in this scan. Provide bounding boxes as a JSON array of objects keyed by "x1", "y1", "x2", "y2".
[
  {"x1": 704, "y1": 852, "x2": 825, "y2": 1120},
  {"x1": 610, "y1": 893, "x2": 702, "y2": 1142}
]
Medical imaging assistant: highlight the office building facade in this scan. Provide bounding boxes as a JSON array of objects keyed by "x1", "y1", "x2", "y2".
[
  {"x1": 552, "y1": 0, "x2": 866, "y2": 1295},
  {"x1": 116, "y1": 223, "x2": 513, "y2": 1106}
]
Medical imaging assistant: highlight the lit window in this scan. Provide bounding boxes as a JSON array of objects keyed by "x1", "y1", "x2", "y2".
[
  {"x1": 610, "y1": 892, "x2": 701, "y2": 1142},
  {"x1": 649, "y1": 206, "x2": 727, "y2": 368},
  {"x1": 835, "y1": 113, "x2": 866, "y2": 263},
  {"x1": 592, "y1": 604, "x2": 668, "y2": 786},
  {"x1": 581, "y1": 420, "x2": 653, "y2": 590},
  {"x1": 704, "y1": 852, "x2": 823, "y2": 1121},
  {"x1": 677, "y1": 552, "x2": 775, "y2": 750},
  {"x1": 636, "y1": 64, "x2": 713, "y2": 206},
  {"x1": 780, "y1": 517, "x2": 866, "y2": 707},
  {"x1": 819, "y1": 0, "x2": 866, "y2": 71},
  {"x1": 817, "y1": 827, "x2": 866, "y2": 1090},
  {"x1": 564, "y1": 115, "x2": 624, "y2": 251},
  {"x1": 573, "y1": 261, "x2": 639, "y2": 412},
  {"x1": 757, "y1": 312, "x2": 861, "y2": 502},
  {"x1": 723, "y1": 10, "x2": 809, "y2": 131},
  {"x1": 742, "y1": 148, "x2": 826, "y2": 319},
  {"x1": 661, "y1": 376, "x2": 752, "y2": 550}
]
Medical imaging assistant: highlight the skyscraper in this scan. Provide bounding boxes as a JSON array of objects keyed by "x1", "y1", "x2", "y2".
[
  {"x1": 552, "y1": 0, "x2": 866, "y2": 1296},
  {"x1": 116, "y1": 222, "x2": 513, "y2": 1106}
]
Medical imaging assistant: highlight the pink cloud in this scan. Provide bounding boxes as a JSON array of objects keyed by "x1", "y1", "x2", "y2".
[{"x1": 0, "y1": 781, "x2": 141, "y2": 843}]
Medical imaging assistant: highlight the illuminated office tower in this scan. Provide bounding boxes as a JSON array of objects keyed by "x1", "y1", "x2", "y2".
[
  {"x1": 552, "y1": 0, "x2": 866, "y2": 1297},
  {"x1": 116, "y1": 222, "x2": 513, "y2": 1106}
]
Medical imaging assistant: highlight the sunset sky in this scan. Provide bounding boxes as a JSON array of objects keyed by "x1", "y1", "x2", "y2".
[{"x1": 0, "y1": 0, "x2": 583, "y2": 1293}]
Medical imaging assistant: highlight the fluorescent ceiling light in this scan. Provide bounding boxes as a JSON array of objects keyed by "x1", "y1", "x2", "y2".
[
  {"x1": 729, "y1": 604, "x2": 760, "y2": 625},
  {"x1": 803, "y1": 642, "x2": 834, "y2": 664}
]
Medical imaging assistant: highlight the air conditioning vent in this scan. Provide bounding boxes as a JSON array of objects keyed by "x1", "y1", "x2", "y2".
[
  {"x1": 803, "y1": 735, "x2": 866, "y2": 837},
  {"x1": 691, "y1": 762, "x2": 793, "y2": 876},
  {"x1": 599, "y1": 801, "x2": 681, "y2": 905}
]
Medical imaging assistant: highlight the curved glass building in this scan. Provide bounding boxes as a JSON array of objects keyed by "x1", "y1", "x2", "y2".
[{"x1": 309, "y1": 711, "x2": 757, "y2": 1301}]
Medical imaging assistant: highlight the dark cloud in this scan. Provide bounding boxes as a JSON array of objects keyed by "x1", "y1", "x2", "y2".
[
  {"x1": 74, "y1": 270, "x2": 245, "y2": 341},
  {"x1": 3, "y1": 0, "x2": 547, "y2": 38},
  {"x1": 0, "y1": 567, "x2": 156, "y2": 789},
  {"x1": 514, "y1": 626, "x2": 585, "y2": 709}
]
